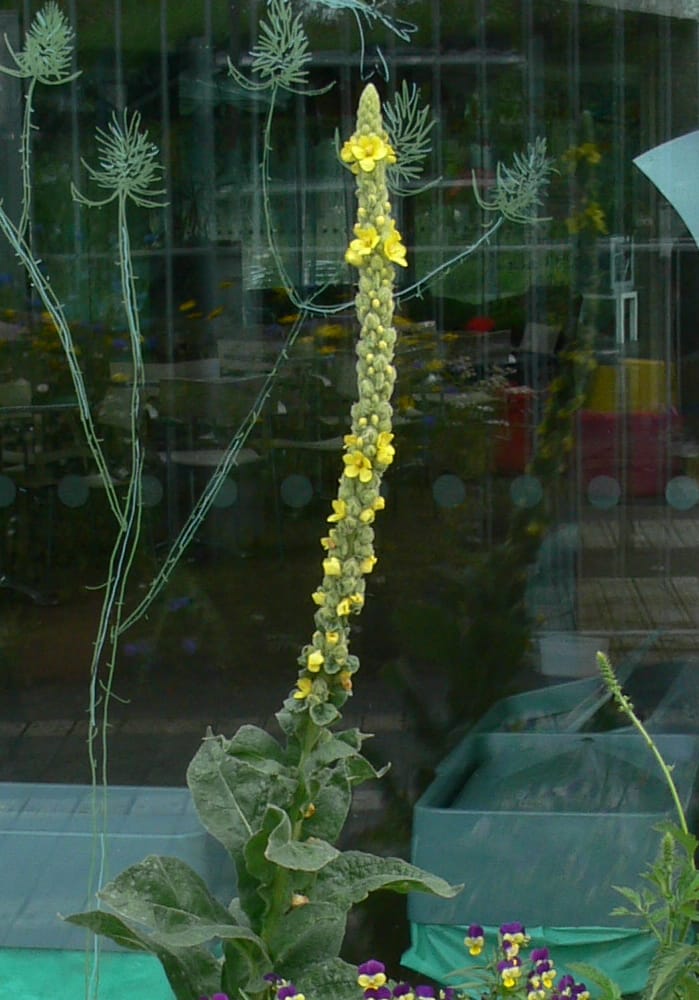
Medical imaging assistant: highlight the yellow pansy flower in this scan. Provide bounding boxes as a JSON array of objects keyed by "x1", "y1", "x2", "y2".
[{"x1": 343, "y1": 451, "x2": 373, "y2": 482}]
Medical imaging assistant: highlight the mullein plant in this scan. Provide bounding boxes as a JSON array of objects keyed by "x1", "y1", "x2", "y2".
[{"x1": 68, "y1": 83, "x2": 458, "y2": 1000}]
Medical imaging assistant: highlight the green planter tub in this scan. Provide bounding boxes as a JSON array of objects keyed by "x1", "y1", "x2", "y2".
[{"x1": 403, "y1": 730, "x2": 699, "y2": 994}]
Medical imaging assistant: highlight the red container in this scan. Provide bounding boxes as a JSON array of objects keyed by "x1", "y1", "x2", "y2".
[
  {"x1": 494, "y1": 386, "x2": 537, "y2": 475},
  {"x1": 578, "y1": 409, "x2": 682, "y2": 497}
]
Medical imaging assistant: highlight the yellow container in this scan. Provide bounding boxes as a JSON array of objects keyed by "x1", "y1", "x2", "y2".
[{"x1": 586, "y1": 360, "x2": 674, "y2": 413}]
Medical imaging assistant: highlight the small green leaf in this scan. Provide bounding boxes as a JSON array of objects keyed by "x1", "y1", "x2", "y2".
[
  {"x1": 265, "y1": 805, "x2": 339, "y2": 872},
  {"x1": 310, "y1": 701, "x2": 341, "y2": 727}
]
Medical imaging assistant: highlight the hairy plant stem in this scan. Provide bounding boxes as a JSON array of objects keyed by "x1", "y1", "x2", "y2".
[{"x1": 597, "y1": 651, "x2": 688, "y2": 835}]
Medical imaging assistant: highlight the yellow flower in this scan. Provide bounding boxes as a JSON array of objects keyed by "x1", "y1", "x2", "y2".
[
  {"x1": 293, "y1": 677, "x2": 313, "y2": 700},
  {"x1": 345, "y1": 226, "x2": 380, "y2": 268},
  {"x1": 307, "y1": 649, "x2": 324, "y2": 672},
  {"x1": 311, "y1": 590, "x2": 326, "y2": 606},
  {"x1": 361, "y1": 555, "x2": 377, "y2": 573},
  {"x1": 325, "y1": 631, "x2": 340, "y2": 646},
  {"x1": 579, "y1": 141, "x2": 601, "y2": 164},
  {"x1": 323, "y1": 556, "x2": 342, "y2": 576},
  {"x1": 376, "y1": 431, "x2": 395, "y2": 466},
  {"x1": 383, "y1": 222, "x2": 408, "y2": 268},
  {"x1": 359, "y1": 508, "x2": 375, "y2": 524},
  {"x1": 349, "y1": 592, "x2": 364, "y2": 609},
  {"x1": 327, "y1": 499, "x2": 347, "y2": 522},
  {"x1": 373, "y1": 495, "x2": 386, "y2": 511},
  {"x1": 336, "y1": 598, "x2": 351, "y2": 616},
  {"x1": 320, "y1": 535, "x2": 335, "y2": 551},
  {"x1": 585, "y1": 202, "x2": 608, "y2": 233},
  {"x1": 338, "y1": 670, "x2": 353, "y2": 692},
  {"x1": 341, "y1": 134, "x2": 394, "y2": 173},
  {"x1": 343, "y1": 450, "x2": 373, "y2": 483}
]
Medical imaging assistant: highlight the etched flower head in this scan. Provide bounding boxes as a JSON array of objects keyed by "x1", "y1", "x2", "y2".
[
  {"x1": 0, "y1": 2, "x2": 78, "y2": 85},
  {"x1": 73, "y1": 110, "x2": 165, "y2": 209}
]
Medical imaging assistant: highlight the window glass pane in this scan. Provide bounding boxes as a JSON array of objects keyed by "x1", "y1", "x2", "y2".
[{"x1": 1, "y1": 0, "x2": 698, "y2": 985}]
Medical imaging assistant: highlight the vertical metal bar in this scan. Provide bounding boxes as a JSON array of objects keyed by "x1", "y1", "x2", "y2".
[{"x1": 160, "y1": 0, "x2": 179, "y2": 540}]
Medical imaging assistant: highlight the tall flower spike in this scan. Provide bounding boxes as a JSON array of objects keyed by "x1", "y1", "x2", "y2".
[
  {"x1": 291, "y1": 84, "x2": 404, "y2": 724},
  {"x1": 72, "y1": 110, "x2": 166, "y2": 209},
  {"x1": 0, "y1": 2, "x2": 79, "y2": 85}
]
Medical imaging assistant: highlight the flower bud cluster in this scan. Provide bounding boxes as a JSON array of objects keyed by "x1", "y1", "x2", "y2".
[{"x1": 292, "y1": 84, "x2": 402, "y2": 716}]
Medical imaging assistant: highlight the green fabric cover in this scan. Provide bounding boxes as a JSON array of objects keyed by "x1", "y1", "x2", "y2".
[
  {"x1": 0, "y1": 948, "x2": 173, "y2": 999},
  {"x1": 402, "y1": 923, "x2": 657, "y2": 996}
]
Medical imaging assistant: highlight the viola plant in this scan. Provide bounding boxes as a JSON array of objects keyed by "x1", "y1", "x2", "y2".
[
  {"x1": 67, "y1": 83, "x2": 458, "y2": 1000},
  {"x1": 453, "y1": 924, "x2": 591, "y2": 1000}
]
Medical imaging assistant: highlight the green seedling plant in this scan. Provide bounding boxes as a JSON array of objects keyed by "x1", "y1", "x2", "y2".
[{"x1": 597, "y1": 652, "x2": 699, "y2": 1000}]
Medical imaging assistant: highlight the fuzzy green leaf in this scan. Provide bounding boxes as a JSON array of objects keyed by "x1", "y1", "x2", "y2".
[
  {"x1": 187, "y1": 734, "x2": 296, "y2": 862},
  {"x1": 303, "y1": 766, "x2": 353, "y2": 843},
  {"x1": 64, "y1": 909, "x2": 222, "y2": 1000},
  {"x1": 314, "y1": 850, "x2": 461, "y2": 906},
  {"x1": 91, "y1": 855, "x2": 259, "y2": 949},
  {"x1": 296, "y1": 957, "x2": 364, "y2": 1000},
  {"x1": 227, "y1": 724, "x2": 287, "y2": 767},
  {"x1": 310, "y1": 701, "x2": 341, "y2": 727},
  {"x1": 267, "y1": 901, "x2": 347, "y2": 977},
  {"x1": 264, "y1": 804, "x2": 339, "y2": 872},
  {"x1": 222, "y1": 935, "x2": 273, "y2": 997}
]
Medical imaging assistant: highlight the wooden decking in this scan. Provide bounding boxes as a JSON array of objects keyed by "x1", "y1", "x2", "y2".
[{"x1": 576, "y1": 513, "x2": 699, "y2": 654}]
